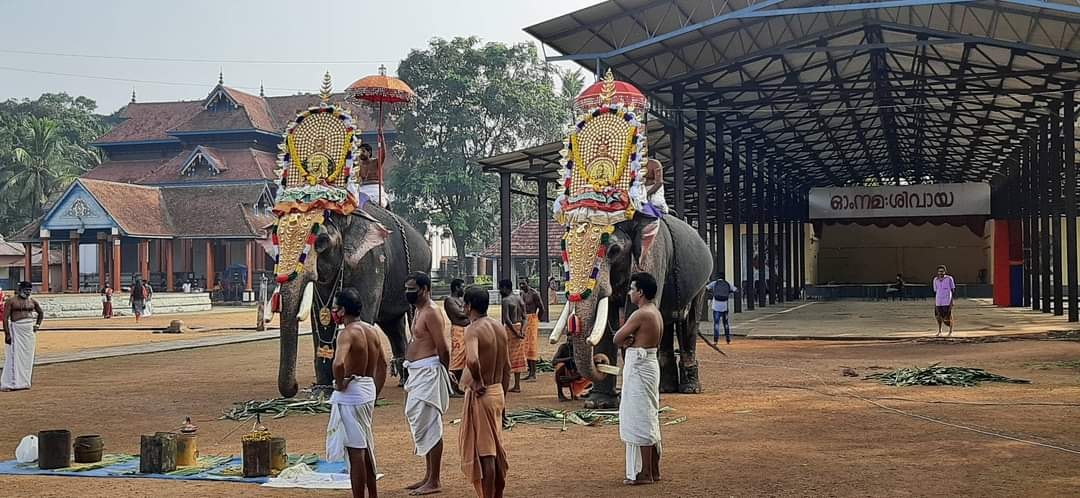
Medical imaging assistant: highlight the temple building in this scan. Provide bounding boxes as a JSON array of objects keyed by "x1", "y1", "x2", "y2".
[{"x1": 10, "y1": 79, "x2": 390, "y2": 301}]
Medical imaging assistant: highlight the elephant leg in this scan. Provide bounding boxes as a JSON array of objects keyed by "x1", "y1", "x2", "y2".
[
  {"x1": 312, "y1": 321, "x2": 338, "y2": 397},
  {"x1": 377, "y1": 315, "x2": 409, "y2": 386},
  {"x1": 676, "y1": 314, "x2": 701, "y2": 394},
  {"x1": 658, "y1": 319, "x2": 679, "y2": 393}
]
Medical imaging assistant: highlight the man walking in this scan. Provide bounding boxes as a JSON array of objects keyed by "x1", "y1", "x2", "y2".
[
  {"x1": 444, "y1": 278, "x2": 468, "y2": 395},
  {"x1": 403, "y1": 272, "x2": 451, "y2": 496},
  {"x1": 933, "y1": 265, "x2": 955, "y2": 336},
  {"x1": 459, "y1": 285, "x2": 510, "y2": 498},
  {"x1": 706, "y1": 274, "x2": 737, "y2": 344},
  {"x1": 499, "y1": 279, "x2": 526, "y2": 393},
  {"x1": 327, "y1": 288, "x2": 387, "y2": 498},
  {"x1": 3, "y1": 281, "x2": 44, "y2": 391},
  {"x1": 613, "y1": 273, "x2": 663, "y2": 485},
  {"x1": 518, "y1": 278, "x2": 545, "y2": 381}
]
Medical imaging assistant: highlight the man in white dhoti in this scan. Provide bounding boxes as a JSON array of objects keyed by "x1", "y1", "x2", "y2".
[
  {"x1": 326, "y1": 288, "x2": 387, "y2": 498},
  {"x1": 357, "y1": 143, "x2": 392, "y2": 208},
  {"x1": 643, "y1": 158, "x2": 668, "y2": 216},
  {"x1": 613, "y1": 273, "x2": 663, "y2": 485},
  {"x1": 403, "y1": 272, "x2": 451, "y2": 496},
  {"x1": 2, "y1": 281, "x2": 44, "y2": 392}
]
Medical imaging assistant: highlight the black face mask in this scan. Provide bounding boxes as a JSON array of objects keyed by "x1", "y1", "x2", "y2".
[{"x1": 405, "y1": 290, "x2": 419, "y2": 304}]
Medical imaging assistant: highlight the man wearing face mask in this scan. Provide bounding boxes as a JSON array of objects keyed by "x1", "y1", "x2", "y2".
[
  {"x1": 403, "y1": 272, "x2": 452, "y2": 496},
  {"x1": 2, "y1": 281, "x2": 44, "y2": 391}
]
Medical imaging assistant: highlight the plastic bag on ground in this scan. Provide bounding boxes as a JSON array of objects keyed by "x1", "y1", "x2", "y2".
[{"x1": 15, "y1": 435, "x2": 37, "y2": 463}]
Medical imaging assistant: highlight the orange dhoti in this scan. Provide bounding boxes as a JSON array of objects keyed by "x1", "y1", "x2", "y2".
[
  {"x1": 507, "y1": 326, "x2": 527, "y2": 373},
  {"x1": 524, "y1": 313, "x2": 540, "y2": 362},
  {"x1": 459, "y1": 384, "x2": 508, "y2": 492},
  {"x1": 449, "y1": 324, "x2": 466, "y2": 371}
]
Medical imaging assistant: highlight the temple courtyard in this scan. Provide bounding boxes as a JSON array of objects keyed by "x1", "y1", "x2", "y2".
[{"x1": 0, "y1": 302, "x2": 1077, "y2": 496}]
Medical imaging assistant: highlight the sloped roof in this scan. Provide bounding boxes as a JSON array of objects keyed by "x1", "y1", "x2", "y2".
[
  {"x1": 94, "y1": 101, "x2": 202, "y2": 143},
  {"x1": 139, "y1": 147, "x2": 277, "y2": 184},
  {"x1": 481, "y1": 219, "x2": 563, "y2": 258},
  {"x1": 159, "y1": 183, "x2": 271, "y2": 238},
  {"x1": 79, "y1": 179, "x2": 173, "y2": 237},
  {"x1": 82, "y1": 157, "x2": 171, "y2": 183}
]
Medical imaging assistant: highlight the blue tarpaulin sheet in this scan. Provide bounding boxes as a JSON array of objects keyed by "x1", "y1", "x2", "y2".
[{"x1": 0, "y1": 455, "x2": 347, "y2": 484}]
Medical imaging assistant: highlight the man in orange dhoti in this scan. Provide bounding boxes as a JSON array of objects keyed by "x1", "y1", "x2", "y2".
[
  {"x1": 444, "y1": 279, "x2": 469, "y2": 396},
  {"x1": 518, "y1": 279, "x2": 545, "y2": 381},
  {"x1": 459, "y1": 286, "x2": 510, "y2": 498},
  {"x1": 499, "y1": 279, "x2": 526, "y2": 393}
]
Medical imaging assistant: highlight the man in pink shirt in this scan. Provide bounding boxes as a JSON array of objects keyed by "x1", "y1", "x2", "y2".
[{"x1": 932, "y1": 265, "x2": 955, "y2": 336}]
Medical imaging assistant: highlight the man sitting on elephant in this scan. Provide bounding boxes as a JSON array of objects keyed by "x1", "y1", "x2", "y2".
[
  {"x1": 613, "y1": 273, "x2": 663, "y2": 486},
  {"x1": 403, "y1": 272, "x2": 452, "y2": 496}
]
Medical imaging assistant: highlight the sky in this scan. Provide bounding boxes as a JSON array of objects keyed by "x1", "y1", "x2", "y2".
[{"x1": 0, "y1": 0, "x2": 599, "y2": 114}]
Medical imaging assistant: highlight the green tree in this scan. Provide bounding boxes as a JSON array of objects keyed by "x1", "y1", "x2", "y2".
[
  {"x1": 5, "y1": 117, "x2": 86, "y2": 219},
  {"x1": 558, "y1": 67, "x2": 586, "y2": 121},
  {"x1": 389, "y1": 37, "x2": 565, "y2": 276}
]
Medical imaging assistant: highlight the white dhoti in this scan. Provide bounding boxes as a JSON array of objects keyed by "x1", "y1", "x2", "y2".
[
  {"x1": 358, "y1": 184, "x2": 392, "y2": 207},
  {"x1": 404, "y1": 356, "x2": 452, "y2": 456},
  {"x1": 619, "y1": 347, "x2": 661, "y2": 481},
  {"x1": 1, "y1": 319, "x2": 36, "y2": 390},
  {"x1": 326, "y1": 376, "x2": 377, "y2": 472}
]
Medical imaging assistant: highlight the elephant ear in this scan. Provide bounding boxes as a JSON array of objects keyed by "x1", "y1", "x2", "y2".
[
  {"x1": 344, "y1": 216, "x2": 390, "y2": 269},
  {"x1": 629, "y1": 218, "x2": 661, "y2": 271}
]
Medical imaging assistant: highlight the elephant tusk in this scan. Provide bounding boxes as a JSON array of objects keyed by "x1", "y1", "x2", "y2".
[
  {"x1": 549, "y1": 302, "x2": 572, "y2": 344},
  {"x1": 297, "y1": 282, "x2": 314, "y2": 322},
  {"x1": 587, "y1": 297, "x2": 609, "y2": 346}
]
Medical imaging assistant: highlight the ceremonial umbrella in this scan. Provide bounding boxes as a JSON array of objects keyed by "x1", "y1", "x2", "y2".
[
  {"x1": 346, "y1": 65, "x2": 416, "y2": 205},
  {"x1": 573, "y1": 69, "x2": 647, "y2": 115}
]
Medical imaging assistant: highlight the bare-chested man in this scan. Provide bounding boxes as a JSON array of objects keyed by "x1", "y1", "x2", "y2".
[
  {"x1": 327, "y1": 287, "x2": 387, "y2": 498},
  {"x1": 444, "y1": 279, "x2": 468, "y2": 395},
  {"x1": 357, "y1": 143, "x2": 390, "y2": 207},
  {"x1": 2, "y1": 281, "x2": 44, "y2": 391},
  {"x1": 499, "y1": 279, "x2": 526, "y2": 392},
  {"x1": 403, "y1": 272, "x2": 451, "y2": 496},
  {"x1": 613, "y1": 273, "x2": 663, "y2": 486},
  {"x1": 642, "y1": 158, "x2": 668, "y2": 214},
  {"x1": 459, "y1": 285, "x2": 510, "y2": 498},
  {"x1": 517, "y1": 278, "x2": 545, "y2": 381}
]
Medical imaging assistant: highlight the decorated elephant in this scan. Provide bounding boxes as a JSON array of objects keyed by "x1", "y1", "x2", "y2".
[
  {"x1": 548, "y1": 70, "x2": 712, "y2": 408},
  {"x1": 267, "y1": 77, "x2": 431, "y2": 398}
]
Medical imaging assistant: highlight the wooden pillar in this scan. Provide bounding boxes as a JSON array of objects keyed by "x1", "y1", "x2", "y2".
[
  {"x1": 499, "y1": 172, "x2": 512, "y2": 283},
  {"x1": 714, "y1": 115, "x2": 726, "y2": 279},
  {"x1": 245, "y1": 241, "x2": 253, "y2": 292},
  {"x1": 537, "y1": 178, "x2": 550, "y2": 322},
  {"x1": 111, "y1": 237, "x2": 121, "y2": 293},
  {"x1": 138, "y1": 239, "x2": 149, "y2": 282},
  {"x1": 730, "y1": 128, "x2": 742, "y2": 313},
  {"x1": 672, "y1": 85, "x2": 686, "y2": 217},
  {"x1": 70, "y1": 233, "x2": 80, "y2": 293},
  {"x1": 97, "y1": 239, "x2": 106, "y2": 290},
  {"x1": 41, "y1": 237, "x2": 50, "y2": 294},
  {"x1": 166, "y1": 239, "x2": 175, "y2": 292},
  {"x1": 22, "y1": 243, "x2": 32, "y2": 285},
  {"x1": 1065, "y1": 90, "x2": 1078, "y2": 322},
  {"x1": 744, "y1": 138, "x2": 755, "y2": 311},
  {"x1": 206, "y1": 240, "x2": 215, "y2": 289},
  {"x1": 60, "y1": 242, "x2": 68, "y2": 292}
]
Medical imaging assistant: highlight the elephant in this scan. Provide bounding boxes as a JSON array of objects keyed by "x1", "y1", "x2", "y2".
[
  {"x1": 550, "y1": 213, "x2": 712, "y2": 408},
  {"x1": 276, "y1": 203, "x2": 431, "y2": 398}
]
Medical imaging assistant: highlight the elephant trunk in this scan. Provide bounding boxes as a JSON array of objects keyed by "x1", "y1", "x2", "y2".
[
  {"x1": 277, "y1": 279, "x2": 308, "y2": 398},
  {"x1": 569, "y1": 294, "x2": 609, "y2": 383}
]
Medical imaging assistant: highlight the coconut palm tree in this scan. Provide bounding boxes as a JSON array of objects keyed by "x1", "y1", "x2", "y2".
[
  {"x1": 4, "y1": 117, "x2": 85, "y2": 219},
  {"x1": 558, "y1": 67, "x2": 586, "y2": 121}
]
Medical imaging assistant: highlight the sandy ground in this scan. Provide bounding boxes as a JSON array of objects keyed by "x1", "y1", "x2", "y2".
[{"x1": 0, "y1": 328, "x2": 1079, "y2": 497}]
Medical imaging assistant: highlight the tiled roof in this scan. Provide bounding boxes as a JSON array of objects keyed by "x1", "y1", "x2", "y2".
[
  {"x1": 81, "y1": 157, "x2": 171, "y2": 183},
  {"x1": 159, "y1": 184, "x2": 269, "y2": 238},
  {"x1": 137, "y1": 147, "x2": 277, "y2": 184},
  {"x1": 93, "y1": 101, "x2": 202, "y2": 143},
  {"x1": 80, "y1": 179, "x2": 173, "y2": 237},
  {"x1": 481, "y1": 219, "x2": 564, "y2": 258}
]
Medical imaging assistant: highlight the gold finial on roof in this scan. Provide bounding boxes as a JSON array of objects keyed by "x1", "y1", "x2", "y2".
[
  {"x1": 259, "y1": 82, "x2": 265, "y2": 97},
  {"x1": 378, "y1": 64, "x2": 387, "y2": 76},
  {"x1": 600, "y1": 68, "x2": 616, "y2": 105},
  {"x1": 320, "y1": 71, "x2": 333, "y2": 103},
  {"x1": 130, "y1": 88, "x2": 136, "y2": 104},
  {"x1": 218, "y1": 69, "x2": 224, "y2": 85}
]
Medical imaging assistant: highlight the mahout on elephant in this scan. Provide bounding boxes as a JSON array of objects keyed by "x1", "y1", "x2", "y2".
[{"x1": 549, "y1": 70, "x2": 712, "y2": 409}]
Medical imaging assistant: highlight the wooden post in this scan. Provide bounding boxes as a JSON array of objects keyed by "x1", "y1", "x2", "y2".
[
  {"x1": 40, "y1": 238, "x2": 50, "y2": 294},
  {"x1": 245, "y1": 241, "x2": 254, "y2": 293},
  {"x1": 70, "y1": 233, "x2": 80, "y2": 293},
  {"x1": 23, "y1": 243, "x2": 32, "y2": 285},
  {"x1": 111, "y1": 237, "x2": 121, "y2": 293},
  {"x1": 166, "y1": 239, "x2": 175, "y2": 292},
  {"x1": 205, "y1": 240, "x2": 215, "y2": 289},
  {"x1": 60, "y1": 243, "x2": 68, "y2": 293},
  {"x1": 97, "y1": 239, "x2": 106, "y2": 290},
  {"x1": 137, "y1": 240, "x2": 149, "y2": 282}
]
